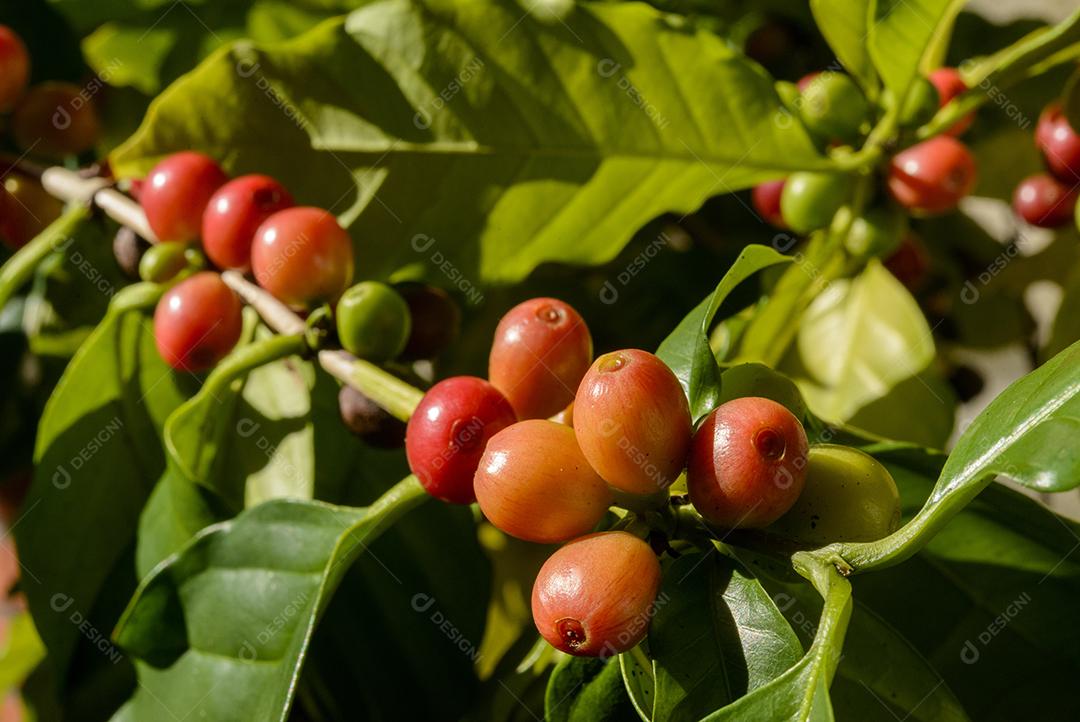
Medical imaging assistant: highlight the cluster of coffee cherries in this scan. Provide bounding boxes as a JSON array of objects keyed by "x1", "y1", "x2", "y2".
[
  {"x1": 0, "y1": 24, "x2": 100, "y2": 249},
  {"x1": 753, "y1": 68, "x2": 976, "y2": 259},
  {"x1": 1010, "y1": 101, "x2": 1080, "y2": 229},
  {"x1": 138, "y1": 152, "x2": 461, "y2": 442},
  {"x1": 405, "y1": 297, "x2": 901, "y2": 657}
]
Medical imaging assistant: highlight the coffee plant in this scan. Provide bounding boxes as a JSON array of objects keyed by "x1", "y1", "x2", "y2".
[{"x1": 0, "y1": 0, "x2": 1079, "y2": 720}]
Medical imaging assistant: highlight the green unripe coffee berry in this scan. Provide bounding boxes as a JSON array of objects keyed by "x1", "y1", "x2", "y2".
[
  {"x1": 768, "y1": 444, "x2": 901, "y2": 545},
  {"x1": 798, "y1": 72, "x2": 870, "y2": 142},
  {"x1": 780, "y1": 172, "x2": 854, "y2": 235},
  {"x1": 335, "y1": 281, "x2": 411, "y2": 361},
  {"x1": 139, "y1": 242, "x2": 203, "y2": 284},
  {"x1": 844, "y1": 205, "x2": 908, "y2": 259}
]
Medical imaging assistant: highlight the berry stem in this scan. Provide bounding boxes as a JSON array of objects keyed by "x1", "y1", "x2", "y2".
[
  {"x1": 0, "y1": 204, "x2": 91, "y2": 311},
  {"x1": 221, "y1": 271, "x2": 424, "y2": 421},
  {"x1": 361, "y1": 474, "x2": 428, "y2": 539},
  {"x1": 318, "y1": 350, "x2": 423, "y2": 422}
]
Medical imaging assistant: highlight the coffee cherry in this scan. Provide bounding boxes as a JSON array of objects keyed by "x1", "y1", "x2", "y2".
[
  {"x1": 573, "y1": 349, "x2": 691, "y2": 495},
  {"x1": 0, "y1": 172, "x2": 63, "y2": 250},
  {"x1": 884, "y1": 233, "x2": 930, "y2": 291},
  {"x1": 335, "y1": 281, "x2": 411, "y2": 361},
  {"x1": 1035, "y1": 103, "x2": 1080, "y2": 183},
  {"x1": 489, "y1": 298, "x2": 592, "y2": 420},
  {"x1": 142, "y1": 152, "x2": 228, "y2": 243},
  {"x1": 887, "y1": 136, "x2": 976, "y2": 214},
  {"x1": 844, "y1": 205, "x2": 907, "y2": 259},
  {"x1": 153, "y1": 272, "x2": 243, "y2": 372},
  {"x1": 475, "y1": 420, "x2": 612, "y2": 543},
  {"x1": 798, "y1": 72, "x2": 869, "y2": 142},
  {"x1": 251, "y1": 207, "x2": 354, "y2": 309},
  {"x1": 1012, "y1": 173, "x2": 1078, "y2": 228},
  {"x1": 338, "y1": 385, "x2": 406, "y2": 448},
  {"x1": 780, "y1": 172, "x2": 853, "y2": 234},
  {"x1": 531, "y1": 531, "x2": 661, "y2": 657},
  {"x1": 112, "y1": 226, "x2": 151, "y2": 280},
  {"x1": 394, "y1": 282, "x2": 461, "y2": 360},
  {"x1": 0, "y1": 26, "x2": 29, "y2": 112},
  {"x1": 405, "y1": 376, "x2": 517, "y2": 504},
  {"x1": 11, "y1": 82, "x2": 101, "y2": 159},
  {"x1": 202, "y1": 174, "x2": 293, "y2": 271},
  {"x1": 139, "y1": 242, "x2": 203, "y2": 283},
  {"x1": 768, "y1": 445, "x2": 900, "y2": 545},
  {"x1": 752, "y1": 179, "x2": 786, "y2": 228},
  {"x1": 686, "y1": 397, "x2": 808, "y2": 529},
  {"x1": 928, "y1": 67, "x2": 974, "y2": 136}
]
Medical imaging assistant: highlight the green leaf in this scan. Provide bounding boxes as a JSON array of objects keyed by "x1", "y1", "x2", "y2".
[
  {"x1": 162, "y1": 330, "x2": 307, "y2": 509},
  {"x1": 113, "y1": 477, "x2": 428, "y2": 721},
  {"x1": 794, "y1": 260, "x2": 936, "y2": 425},
  {"x1": 701, "y1": 561, "x2": 851, "y2": 722},
  {"x1": 546, "y1": 656, "x2": 636, "y2": 722},
  {"x1": 111, "y1": 0, "x2": 827, "y2": 284},
  {"x1": 81, "y1": 0, "x2": 367, "y2": 96},
  {"x1": 809, "y1": 0, "x2": 875, "y2": 90},
  {"x1": 16, "y1": 284, "x2": 195, "y2": 688},
  {"x1": 716, "y1": 362, "x2": 808, "y2": 421},
  {"x1": 647, "y1": 553, "x2": 803, "y2": 721},
  {"x1": 855, "y1": 449, "x2": 1080, "y2": 720},
  {"x1": 656, "y1": 245, "x2": 791, "y2": 420},
  {"x1": 823, "y1": 340, "x2": 1080, "y2": 571},
  {"x1": 767, "y1": 578, "x2": 968, "y2": 722},
  {"x1": 868, "y1": 0, "x2": 964, "y2": 99}
]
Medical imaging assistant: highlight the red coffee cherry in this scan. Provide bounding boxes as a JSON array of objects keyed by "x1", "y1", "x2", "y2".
[
  {"x1": 1012, "y1": 173, "x2": 1078, "y2": 228},
  {"x1": 532, "y1": 531, "x2": 661, "y2": 657},
  {"x1": 405, "y1": 376, "x2": 517, "y2": 504},
  {"x1": 884, "y1": 233, "x2": 930, "y2": 292},
  {"x1": 887, "y1": 136, "x2": 977, "y2": 214},
  {"x1": 475, "y1": 420, "x2": 612, "y2": 543},
  {"x1": 153, "y1": 272, "x2": 243, "y2": 373},
  {"x1": 488, "y1": 298, "x2": 592, "y2": 420},
  {"x1": 1035, "y1": 103, "x2": 1080, "y2": 183},
  {"x1": 142, "y1": 152, "x2": 228, "y2": 243},
  {"x1": 202, "y1": 174, "x2": 293, "y2": 271},
  {"x1": 928, "y1": 67, "x2": 973, "y2": 136},
  {"x1": 686, "y1": 396, "x2": 809, "y2": 528},
  {"x1": 11, "y1": 82, "x2": 101, "y2": 159},
  {"x1": 752, "y1": 179, "x2": 786, "y2": 228},
  {"x1": 251, "y1": 207, "x2": 355, "y2": 309},
  {"x1": 0, "y1": 26, "x2": 29, "y2": 112},
  {"x1": 573, "y1": 349, "x2": 691, "y2": 495}
]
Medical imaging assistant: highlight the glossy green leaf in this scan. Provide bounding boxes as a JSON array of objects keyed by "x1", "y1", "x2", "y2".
[
  {"x1": 656, "y1": 245, "x2": 791, "y2": 420},
  {"x1": 936, "y1": 339, "x2": 1080, "y2": 495},
  {"x1": 111, "y1": 0, "x2": 826, "y2": 285},
  {"x1": 647, "y1": 553, "x2": 803, "y2": 721},
  {"x1": 16, "y1": 284, "x2": 194, "y2": 689},
  {"x1": 767, "y1": 578, "x2": 968, "y2": 722},
  {"x1": 701, "y1": 562, "x2": 851, "y2": 722},
  {"x1": 795, "y1": 260, "x2": 936, "y2": 425},
  {"x1": 809, "y1": 0, "x2": 875, "y2": 89},
  {"x1": 546, "y1": 655, "x2": 636, "y2": 722},
  {"x1": 114, "y1": 478, "x2": 429, "y2": 721},
  {"x1": 716, "y1": 362, "x2": 808, "y2": 422},
  {"x1": 868, "y1": 0, "x2": 964, "y2": 99},
  {"x1": 855, "y1": 447, "x2": 1080, "y2": 720}
]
